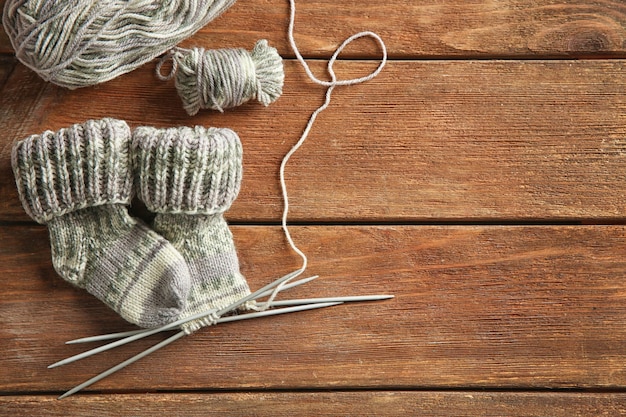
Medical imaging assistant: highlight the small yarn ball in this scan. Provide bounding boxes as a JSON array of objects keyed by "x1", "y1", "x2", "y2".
[
  {"x1": 2, "y1": 0, "x2": 236, "y2": 89},
  {"x1": 158, "y1": 40, "x2": 284, "y2": 116}
]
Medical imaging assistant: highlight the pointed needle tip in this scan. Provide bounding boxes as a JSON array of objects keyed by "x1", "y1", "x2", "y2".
[{"x1": 57, "y1": 390, "x2": 75, "y2": 400}]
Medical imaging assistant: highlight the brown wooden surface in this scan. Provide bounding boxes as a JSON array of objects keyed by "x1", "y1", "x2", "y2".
[
  {"x1": 2, "y1": 1, "x2": 626, "y2": 58},
  {"x1": 1, "y1": 0, "x2": 626, "y2": 414},
  {"x1": 1, "y1": 60, "x2": 626, "y2": 223},
  {"x1": 3, "y1": 225, "x2": 626, "y2": 392},
  {"x1": 2, "y1": 392, "x2": 626, "y2": 416}
]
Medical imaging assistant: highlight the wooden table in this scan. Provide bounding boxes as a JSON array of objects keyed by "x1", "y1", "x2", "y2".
[{"x1": 2, "y1": 1, "x2": 626, "y2": 415}]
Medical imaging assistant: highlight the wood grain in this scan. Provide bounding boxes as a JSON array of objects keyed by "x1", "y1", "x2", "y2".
[
  {"x1": 2, "y1": 392, "x2": 626, "y2": 416},
  {"x1": 1, "y1": 60, "x2": 625, "y2": 223},
  {"x1": 2, "y1": 225, "x2": 626, "y2": 393},
  {"x1": 2, "y1": 0, "x2": 625, "y2": 412},
  {"x1": 0, "y1": 54, "x2": 14, "y2": 88},
  {"x1": 2, "y1": 1, "x2": 626, "y2": 58}
]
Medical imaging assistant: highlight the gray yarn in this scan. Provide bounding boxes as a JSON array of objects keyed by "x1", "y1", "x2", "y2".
[
  {"x1": 11, "y1": 118, "x2": 133, "y2": 223},
  {"x1": 132, "y1": 125, "x2": 251, "y2": 334},
  {"x1": 11, "y1": 118, "x2": 191, "y2": 328},
  {"x1": 2, "y1": 0, "x2": 236, "y2": 89},
  {"x1": 132, "y1": 125, "x2": 242, "y2": 214},
  {"x1": 157, "y1": 40, "x2": 284, "y2": 116}
]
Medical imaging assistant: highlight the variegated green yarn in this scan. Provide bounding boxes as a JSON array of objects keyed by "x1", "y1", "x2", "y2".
[
  {"x1": 157, "y1": 39, "x2": 284, "y2": 116},
  {"x1": 132, "y1": 125, "x2": 251, "y2": 334},
  {"x1": 11, "y1": 118, "x2": 191, "y2": 328}
]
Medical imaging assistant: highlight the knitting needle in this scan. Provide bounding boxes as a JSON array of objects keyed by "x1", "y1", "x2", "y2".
[
  {"x1": 65, "y1": 275, "x2": 320, "y2": 345},
  {"x1": 50, "y1": 296, "x2": 350, "y2": 369},
  {"x1": 55, "y1": 294, "x2": 384, "y2": 368},
  {"x1": 51, "y1": 294, "x2": 391, "y2": 368},
  {"x1": 67, "y1": 293, "x2": 393, "y2": 345},
  {"x1": 57, "y1": 331, "x2": 187, "y2": 400},
  {"x1": 52, "y1": 272, "x2": 313, "y2": 367},
  {"x1": 57, "y1": 301, "x2": 343, "y2": 400},
  {"x1": 66, "y1": 329, "x2": 147, "y2": 345},
  {"x1": 264, "y1": 294, "x2": 394, "y2": 307},
  {"x1": 195, "y1": 300, "x2": 345, "y2": 324}
]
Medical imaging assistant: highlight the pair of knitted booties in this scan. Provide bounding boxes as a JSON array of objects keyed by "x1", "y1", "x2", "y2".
[{"x1": 12, "y1": 118, "x2": 251, "y2": 334}]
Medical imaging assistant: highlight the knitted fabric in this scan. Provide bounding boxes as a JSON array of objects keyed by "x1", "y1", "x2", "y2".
[
  {"x1": 12, "y1": 118, "x2": 191, "y2": 328},
  {"x1": 132, "y1": 125, "x2": 251, "y2": 334}
]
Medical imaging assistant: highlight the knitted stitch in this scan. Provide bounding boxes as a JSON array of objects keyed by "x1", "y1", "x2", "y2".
[
  {"x1": 132, "y1": 125, "x2": 251, "y2": 334},
  {"x1": 12, "y1": 119, "x2": 191, "y2": 328}
]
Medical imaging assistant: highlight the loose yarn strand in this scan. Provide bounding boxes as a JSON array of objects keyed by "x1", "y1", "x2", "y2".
[
  {"x1": 258, "y1": 0, "x2": 388, "y2": 310},
  {"x1": 287, "y1": 0, "x2": 387, "y2": 88}
]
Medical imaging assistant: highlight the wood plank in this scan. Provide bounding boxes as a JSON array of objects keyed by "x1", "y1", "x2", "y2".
[
  {"x1": 2, "y1": 225, "x2": 626, "y2": 393},
  {"x1": 2, "y1": 392, "x2": 626, "y2": 416},
  {"x1": 2, "y1": 1, "x2": 626, "y2": 58},
  {"x1": 1, "y1": 60, "x2": 626, "y2": 223}
]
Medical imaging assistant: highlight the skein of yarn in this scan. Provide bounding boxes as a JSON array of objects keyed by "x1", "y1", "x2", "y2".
[
  {"x1": 2, "y1": 0, "x2": 236, "y2": 89},
  {"x1": 156, "y1": 40, "x2": 284, "y2": 116}
]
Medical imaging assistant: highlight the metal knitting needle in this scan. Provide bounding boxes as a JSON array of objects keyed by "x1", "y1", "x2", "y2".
[
  {"x1": 57, "y1": 301, "x2": 343, "y2": 400},
  {"x1": 51, "y1": 294, "x2": 392, "y2": 368},
  {"x1": 49, "y1": 323, "x2": 192, "y2": 369},
  {"x1": 52, "y1": 293, "x2": 381, "y2": 368},
  {"x1": 266, "y1": 294, "x2": 394, "y2": 307},
  {"x1": 57, "y1": 330, "x2": 187, "y2": 400},
  {"x1": 52, "y1": 272, "x2": 313, "y2": 367},
  {"x1": 196, "y1": 300, "x2": 344, "y2": 324},
  {"x1": 65, "y1": 275, "x2": 320, "y2": 345},
  {"x1": 66, "y1": 329, "x2": 148, "y2": 345},
  {"x1": 67, "y1": 293, "x2": 391, "y2": 344}
]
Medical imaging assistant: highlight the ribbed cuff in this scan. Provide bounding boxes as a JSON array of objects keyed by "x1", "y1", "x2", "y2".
[
  {"x1": 132, "y1": 125, "x2": 242, "y2": 215},
  {"x1": 11, "y1": 118, "x2": 133, "y2": 224}
]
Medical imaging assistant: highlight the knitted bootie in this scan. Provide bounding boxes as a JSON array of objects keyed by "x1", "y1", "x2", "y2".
[
  {"x1": 132, "y1": 125, "x2": 251, "y2": 334},
  {"x1": 11, "y1": 118, "x2": 191, "y2": 328}
]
